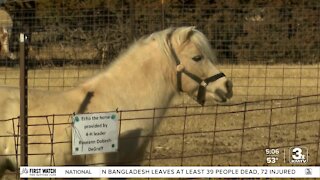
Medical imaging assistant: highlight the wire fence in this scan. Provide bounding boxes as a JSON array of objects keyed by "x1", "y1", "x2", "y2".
[
  {"x1": 1, "y1": 63, "x2": 320, "y2": 103},
  {"x1": 0, "y1": 0, "x2": 319, "y2": 102},
  {"x1": 0, "y1": 0, "x2": 319, "y2": 178},
  {"x1": 1, "y1": 94, "x2": 320, "y2": 178},
  {"x1": 1, "y1": 0, "x2": 318, "y2": 64}
]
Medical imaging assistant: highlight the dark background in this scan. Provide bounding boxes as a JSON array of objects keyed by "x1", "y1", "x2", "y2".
[{"x1": 1, "y1": 0, "x2": 319, "y2": 65}]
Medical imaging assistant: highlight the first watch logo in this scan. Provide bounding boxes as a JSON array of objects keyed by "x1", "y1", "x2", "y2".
[
  {"x1": 289, "y1": 147, "x2": 308, "y2": 164},
  {"x1": 20, "y1": 168, "x2": 57, "y2": 177},
  {"x1": 20, "y1": 168, "x2": 29, "y2": 175}
]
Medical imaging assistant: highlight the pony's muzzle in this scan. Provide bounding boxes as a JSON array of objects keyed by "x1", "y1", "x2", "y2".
[{"x1": 214, "y1": 79, "x2": 233, "y2": 102}]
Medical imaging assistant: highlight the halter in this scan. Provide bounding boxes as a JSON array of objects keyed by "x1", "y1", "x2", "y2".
[{"x1": 167, "y1": 33, "x2": 226, "y2": 105}]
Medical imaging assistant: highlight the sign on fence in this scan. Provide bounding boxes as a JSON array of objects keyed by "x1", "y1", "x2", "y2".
[{"x1": 72, "y1": 112, "x2": 119, "y2": 155}]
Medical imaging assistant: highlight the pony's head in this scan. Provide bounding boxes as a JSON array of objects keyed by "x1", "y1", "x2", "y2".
[{"x1": 158, "y1": 27, "x2": 233, "y2": 105}]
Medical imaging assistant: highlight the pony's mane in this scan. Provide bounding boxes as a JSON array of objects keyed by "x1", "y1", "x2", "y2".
[
  {"x1": 111, "y1": 26, "x2": 217, "y2": 68},
  {"x1": 118, "y1": 27, "x2": 216, "y2": 65},
  {"x1": 146, "y1": 26, "x2": 217, "y2": 63}
]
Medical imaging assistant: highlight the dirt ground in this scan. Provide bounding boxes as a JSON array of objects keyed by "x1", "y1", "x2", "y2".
[
  {"x1": 147, "y1": 95, "x2": 320, "y2": 166},
  {"x1": 1, "y1": 64, "x2": 320, "y2": 166}
]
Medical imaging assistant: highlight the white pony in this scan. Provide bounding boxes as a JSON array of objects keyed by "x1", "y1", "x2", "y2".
[{"x1": 0, "y1": 27, "x2": 232, "y2": 178}]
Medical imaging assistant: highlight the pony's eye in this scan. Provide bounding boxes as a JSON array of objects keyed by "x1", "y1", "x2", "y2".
[{"x1": 192, "y1": 55, "x2": 203, "y2": 62}]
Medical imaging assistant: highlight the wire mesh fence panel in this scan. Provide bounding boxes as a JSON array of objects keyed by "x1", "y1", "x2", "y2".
[
  {"x1": 0, "y1": 1, "x2": 319, "y2": 94},
  {"x1": 1, "y1": 94, "x2": 320, "y2": 178},
  {"x1": 0, "y1": 0, "x2": 319, "y2": 178}
]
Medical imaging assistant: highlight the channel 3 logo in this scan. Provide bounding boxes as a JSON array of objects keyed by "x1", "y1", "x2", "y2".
[{"x1": 289, "y1": 147, "x2": 308, "y2": 164}]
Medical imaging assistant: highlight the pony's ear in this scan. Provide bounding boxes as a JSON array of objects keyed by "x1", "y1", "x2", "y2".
[{"x1": 177, "y1": 26, "x2": 196, "y2": 44}]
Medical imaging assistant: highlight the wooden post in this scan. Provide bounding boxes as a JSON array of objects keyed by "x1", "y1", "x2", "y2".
[{"x1": 19, "y1": 33, "x2": 28, "y2": 167}]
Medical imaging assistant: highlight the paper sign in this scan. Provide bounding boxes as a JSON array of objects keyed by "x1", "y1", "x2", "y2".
[{"x1": 72, "y1": 112, "x2": 119, "y2": 155}]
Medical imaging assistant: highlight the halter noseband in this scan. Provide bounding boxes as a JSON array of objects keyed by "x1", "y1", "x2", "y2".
[{"x1": 168, "y1": 34, "x2": 225, "y2": 105}]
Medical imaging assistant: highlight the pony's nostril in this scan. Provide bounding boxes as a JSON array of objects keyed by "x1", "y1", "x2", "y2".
[
  {"x1": 215, "y1": 88, "x2": 227, "y2": 102},
  {"x1": 225, "y1": 80, "x2": 233, "y2": 99},
  {"x1": 225, "y1": 79, "x2": 232, "y2": 89}
]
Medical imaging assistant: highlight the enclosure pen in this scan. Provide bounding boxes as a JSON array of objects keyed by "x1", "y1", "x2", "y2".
[
  {"x1": 0, "y1": 94, "x2": 319, "y2": 178},
  {"x1": 0, "y1": 0, "x2": 319, "y2": 179}
]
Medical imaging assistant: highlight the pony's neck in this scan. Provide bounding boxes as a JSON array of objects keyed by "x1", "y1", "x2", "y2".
[{"x1": 80, "y1": 39, "x2": 177, "y2": 111}]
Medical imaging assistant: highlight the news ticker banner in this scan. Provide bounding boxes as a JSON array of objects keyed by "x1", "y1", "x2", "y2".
[{"x1": 20, "y1": 166, "x2": 320, "y2": 178}]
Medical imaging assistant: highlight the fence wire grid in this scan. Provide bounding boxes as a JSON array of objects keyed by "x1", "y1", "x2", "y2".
[
  {"x1": 0, "y1": 0, "x2": 319, "y2": 178},
  {"x1": 0, "y1": 0, "x2": 319, "y2": 64},
  {"x1": 1, "y1": 94, "x2": 320, "y2": 178},
  {"x1": 0, "y1": 0, "x2": 319, "y2": 102}
]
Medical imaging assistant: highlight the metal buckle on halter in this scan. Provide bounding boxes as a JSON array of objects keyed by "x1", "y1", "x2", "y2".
[
  {"x1": 176, "y1": 64, "x2": 184, "y2": 72},
  {"x1": 200, "y1": 81, "x2": 207, "y2": 87}
]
